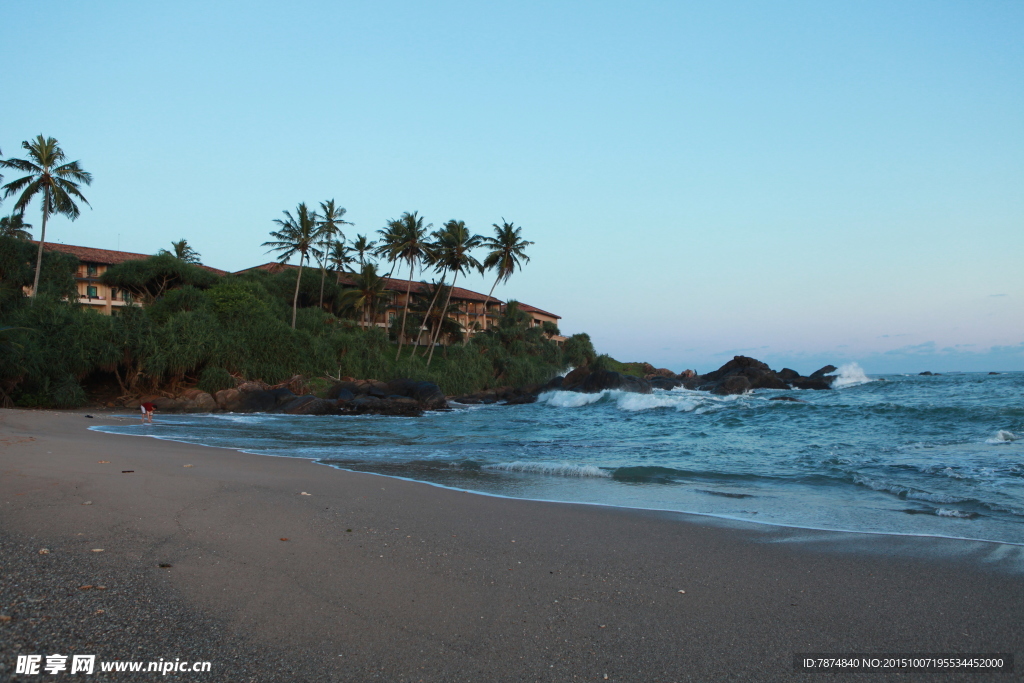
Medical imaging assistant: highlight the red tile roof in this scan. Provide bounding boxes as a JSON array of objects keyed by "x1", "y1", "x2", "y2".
[
  {"x1": 238, "y1": 262, "x2": 505, "y2": 305},
  {"x1": 516, "y1": 302, "x2": 561, "y2": 319},
  {"x1": 37, "y1": 242, "x2": 229, "y2": 276}
]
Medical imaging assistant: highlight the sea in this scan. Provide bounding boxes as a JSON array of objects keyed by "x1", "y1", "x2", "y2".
[{"x1": 93, "y1": 366, "x2": 1024, "y2": 545}]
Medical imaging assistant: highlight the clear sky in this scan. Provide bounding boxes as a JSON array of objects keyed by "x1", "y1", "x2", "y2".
[{"x1": 4, "y1": 1, "x2": 1022, "y2": 373}]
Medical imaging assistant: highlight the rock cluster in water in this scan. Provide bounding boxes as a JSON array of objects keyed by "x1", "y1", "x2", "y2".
[{"x1": 452, "y1": 355, "x2": 838, "y2": 405}]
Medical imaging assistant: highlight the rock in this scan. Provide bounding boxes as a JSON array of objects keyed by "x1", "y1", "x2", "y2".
[
  {"x1": 214, "y1": 388, "x2": 239, "y2": 410},
  {"x1": 326, "y1": 382, "x2": 361, "y2": 399},
  {"x1": 560, "y1": 366, "x2": 590, "y2": 388},
  {"x1": 711, "y1": 374, "x2": 751, "y2": 395},
  {"x1": 919, "y1": 371, "x2": 933, "y2": 376},
  {"x1": 649, "y1": 376, "x2": 684, "y2": 390},
  {"x1": 505, "y1": 393, "x2": 538, "y2": 405},
  {"x1": 809, "y1": 365, "x2": 837, "y2": 379},
  {"x1": 677, "y1": 369, "x2": 697, "y2": 379},
  {"x1": 236, "y1": 380, "x2": 270, "y2": 393},
  {"x1": 777, "y1": 368, "x2": 801, "y2": 381},
  {"x1": 275, "y1": 395, "x2": 337, "y2": 415},
  {"x1": 219, "y1": 387, "x2": 277, "y2": 413},
  {"x1": 789, "y1": 377, "x2": 833, "y2": 390},
  {"x1": 267, "y1": 387, "x2": 299, "y2": 406},
  {"x1": 989, "y1": 372, "x2": 1000, "y2": 375},
  {"x1": 384, "y1": 379, "x2": 448, "y2": 410},
  {"x1": 578, "y1": 370, "x2": 652, "y2": 394},
  {"x1": 338, "y1": 395, "x2": 423, "y2": 417},
  {"x1": 701, "y1": 356, "x2": 772, "y2": 383},
  {"x1": 769, "y1": 396, "x2": 806, "y2": 402}
]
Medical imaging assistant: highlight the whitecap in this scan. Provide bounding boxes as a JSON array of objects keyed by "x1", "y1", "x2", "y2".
[
  {"x1": 537, "y1": 390, "x2": 608, "y2": 408},
  {"x1": 986, "y1": 430, "x2": 1017, "y2": 445},
  {"x1": 936, "y1": 508, "x2": 976, "y2": 519},
  {"x1": 483, "y1": 461, "x2": 612, "y2": 478},
  {"x1": 833, "y1": 362, "x2": 873, "y2": 389}
]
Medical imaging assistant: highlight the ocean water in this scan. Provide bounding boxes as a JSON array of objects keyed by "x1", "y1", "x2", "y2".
[{"x1": 94, "y1": 366, "x2": 1024, "y2": 545}]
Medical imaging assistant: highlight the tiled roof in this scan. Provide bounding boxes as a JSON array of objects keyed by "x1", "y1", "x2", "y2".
[
  {"x1": 238, "y1": 262, "x2": 504, "y2": 305},
  {"x1": 37, "y1": 242, "x2": 229, "y2": 276},
  {"x1": 516, "y1": 302, "x2": 561, "y2": 319}
]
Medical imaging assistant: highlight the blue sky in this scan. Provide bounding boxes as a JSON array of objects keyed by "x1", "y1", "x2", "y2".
[{"x1": 3, "y1": 1, "x2": 1022, "y2": 373}]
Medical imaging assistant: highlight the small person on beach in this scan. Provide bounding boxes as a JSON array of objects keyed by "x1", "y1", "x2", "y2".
[{"x1": 140, "y1": 402, "x2": 155, "y2": 424}]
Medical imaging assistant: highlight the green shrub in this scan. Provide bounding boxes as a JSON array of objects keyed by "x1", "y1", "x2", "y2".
[{"x1": 197, "y1": 366, "x2": 235, "y2": 394}]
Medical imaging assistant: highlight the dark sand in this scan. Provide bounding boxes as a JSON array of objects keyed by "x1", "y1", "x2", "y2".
[{"x1": 0, "y1": 408, "x2": 1021, "y2": 682}]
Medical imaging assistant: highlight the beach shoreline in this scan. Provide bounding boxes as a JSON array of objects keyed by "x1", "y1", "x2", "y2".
[{"x1": 1, "y1": 408, "x2": 1021, "y2": 681}]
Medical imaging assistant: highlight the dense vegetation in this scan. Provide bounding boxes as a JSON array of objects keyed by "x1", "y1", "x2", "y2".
[
  {"x1": 0, "y1": 134, "x2": 601, "y2": 408},
  {"x1": 0, "y1": 235, "x2": 596, "y2": 407}
]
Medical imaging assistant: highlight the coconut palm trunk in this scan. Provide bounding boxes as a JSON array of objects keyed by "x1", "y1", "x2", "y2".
[
  {"x1": 414, "y1": 268, "x2": 447, "y2": 358},
  {"x1": 395, "y1": 261, "x2": 415, "y2": 360},
  {"x1": 31, "y1": 200, "x2": 50, "y2": 302},
  {"x1": 318, "y1": 260, "x2": 327, "y2": 308},
  {"x1": 292, "y1": 257, "x2": 305, "y2": 328},
  {"x1": 427, "y1": 270, "x2": 459, "y2": 367}
]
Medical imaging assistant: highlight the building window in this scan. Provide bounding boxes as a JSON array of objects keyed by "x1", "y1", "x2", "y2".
[
  {"x1": 87, "y1": 264, "x2": 98, "y2": 277},
  {"x1": 87, "y1": 286, "x2": 98, "y2": 298}
]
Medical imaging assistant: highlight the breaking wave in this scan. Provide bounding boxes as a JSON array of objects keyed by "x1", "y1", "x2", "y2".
[
  {"x1": 484, "y1": 461, "x2": 612, "y2": 478},
  {"x1": 832, "y1": 362, "x2": 873, "y2": 389},
  {"x1": 987, "y1": 430, "x2": 1018, "y2": 444}
]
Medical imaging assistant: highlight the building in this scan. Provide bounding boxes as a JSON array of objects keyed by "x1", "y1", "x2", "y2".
[
  {"x1": 33, "y1": 242, "x2": 226, "y2": 315},
  {"x1": 27, "y1": 243, "x2": 561, "y2": 337}
]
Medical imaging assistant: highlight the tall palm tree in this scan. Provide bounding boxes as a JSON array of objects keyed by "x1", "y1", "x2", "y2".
[
  {"x1": 327, "y1": 240, "x2": 356, "y2": 283},
  {"x1": 482, "y1": 219, "x2": 533, "y2": 329},
  {"x1": 315, "y1": 200, "x2": 352, "y2": 308},
  {"x1": 262, "y1": 203, "x2": 322, "y2": 329},
  {"x1": 352, "y1": 234, "x2": 377, "y2": 269},
  {"x1": 0, "y1": 213, "x2": 33, "y2": 240},
  {"x1": 378, "y1": 211, "x2": 431, "y2": 360},
  {"x1": 1, "y1": 136, "x2": 92, "y2": 302},
  {"x1": 159, "y1": 238, "x2": 201, "y2": 264},
  {"x1": 426, "y1": 220, "x2": 483, "y2": 366}
]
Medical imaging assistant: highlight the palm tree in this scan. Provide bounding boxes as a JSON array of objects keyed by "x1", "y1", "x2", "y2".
[
  {"x1": 262, "y1": 203, "x2": 322, "y2": 329},
  {"x1": 343, "y1": 263, "x2": 389, "y2": 329},
  {"x1": 482, "y1": 219, "x2": 533, "y2": 329},
  {"x1": 159, "y1": 238, "x2": 201, "y2": 264},
  {"x1": 1, "y1": 136, "x2": 92, "y2": 302},
  {"x1": 327, "y1": 240, "x2": 356, "y2": 283},
  {"x1": 426, "y1": 220, "x2": 483, "y2": 366},
  {"x1": 378, "y1": 211, "x2": 431, "y2": 360},
  {"x1": 0, "y1": 213, "x2": 33, "y2": 240},
  {"x1": 352, "y1": 234, "x2": 377, "y2": 269},
  {"x1": 315, "y1": 200, "x2": 352, "y2": 308}
]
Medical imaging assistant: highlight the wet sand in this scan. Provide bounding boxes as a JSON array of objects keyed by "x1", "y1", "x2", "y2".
[{"x1": 1, "y1": 408, "x2": 1021, "y2": 681}]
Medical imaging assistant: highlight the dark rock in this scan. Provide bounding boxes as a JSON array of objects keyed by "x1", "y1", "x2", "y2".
[
  {"x1": 809, "y1": 365, "x2": 837, "y2": 379},
  {"x1": 769, "y1": 396, "x2": 806, "y2": 403},
  {"x1": 560, "y1": 366, "x2": 591, "y2": 390},
  {"x1": 539, "y1": 376, "x2": 564, "y2": 392},
  {"x1": 649, "y1": 376, "x2": 684, "y2": 390},
  {"x1": 677, "y1": 369, "x2": 697, "y2": 379},
  {"x1": 338, "y1": 395, "x2": 423, "y2": 417},
  {"x1": 702, "y1": 356, "x2": 772, "y2": 383},
  {"x1": 276, "y1": 395, "x2": 337, "y2": 415},
  {"x1": 918, "y1": 371, "x2": 934, "y2": 376},
  {"x1": 711, "y1": 374, "x2": 751, "y2": 395},
  {"x1": 385, "y1": 379, "x2": 448, "y2": 410},
  {"x1": 578, "y1": 370, "x2": 652, "y2": 394},
  {"x1": 327, "y1": 382, "x2": 361, "y2": 399},
  {"x1": 267, "y1": 387, "x2": 298, "y2": 406},
  {"x1": 789, "y1": 377, "x2": 833, "y2": 390},
  {"x1": 989, "y1": 372, "x2": 1000, "y2": 375},
  {"x1": 330, "y1": 387, "x2": 355, "y2": 402},
  {"x1": 216, "y1": 387, "x2": 277, "y2": 413},
  {"x1": 505, "y1": 393, "x2": 538, "y2": 405},
  {"x1": 777, "y1": 368, "x2": 801, "y2": 381},
  {"x1": 749, "y1": 372, "x2": 789, "y2": 390}
]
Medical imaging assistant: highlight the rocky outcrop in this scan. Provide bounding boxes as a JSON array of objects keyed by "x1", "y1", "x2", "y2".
[
  {"x1": 695, "y1": 356, "x2": 837, "y2": 395},
  {"x1": 563, "y1": 369, "x2": 652, "y2": 394}
]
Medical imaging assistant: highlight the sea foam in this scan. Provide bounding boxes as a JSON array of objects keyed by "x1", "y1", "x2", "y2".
[
  {"x1": 832, "y1": 362, "x2": 873, "y2": 388},
  {"x1": 986, "y1": 430, "x2": 1018, "y2": 444},
  {"x1": 484, "y1": 461, "x2": 611, "y2": 478}
]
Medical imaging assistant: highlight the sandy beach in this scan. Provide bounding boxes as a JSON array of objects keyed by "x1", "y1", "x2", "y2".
[{"x1": 1, "y1": 408, "x2": 1021, "y2": 682}]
